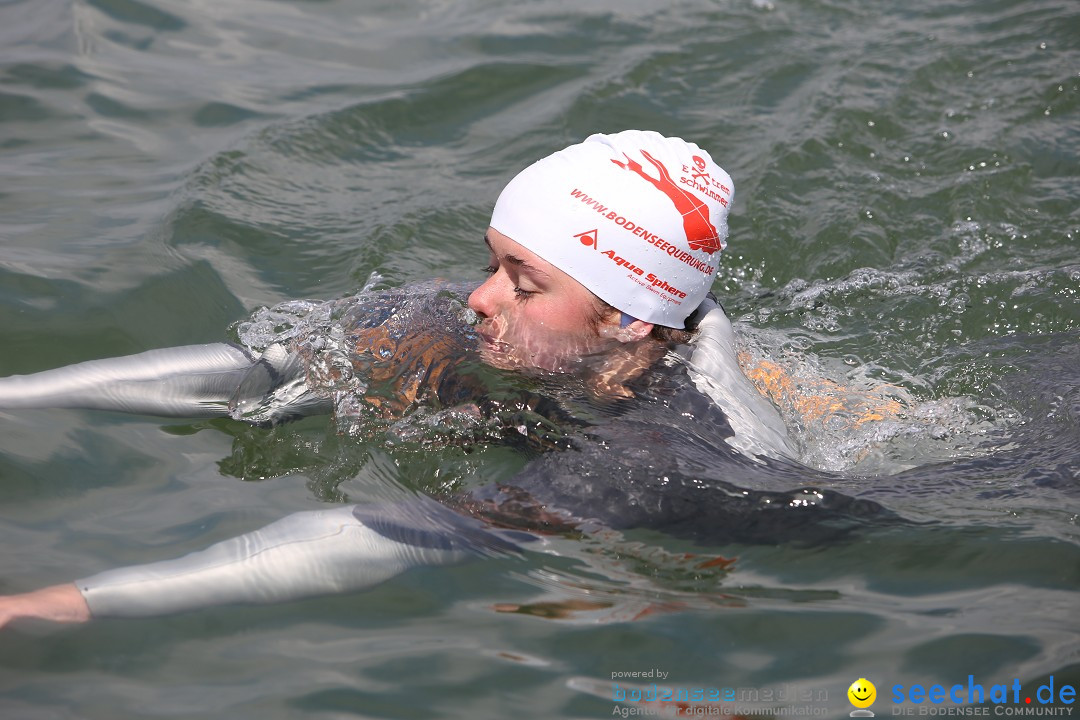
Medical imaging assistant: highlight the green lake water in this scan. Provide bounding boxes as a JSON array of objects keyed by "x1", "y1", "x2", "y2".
[{"x1": 0, "y1": 0, "x2": 1077, "y2": 718}]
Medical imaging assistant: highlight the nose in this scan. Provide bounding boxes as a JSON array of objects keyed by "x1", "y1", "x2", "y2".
[{"x1": 468, "y1": 273, "x2": 501, "y2": 319}]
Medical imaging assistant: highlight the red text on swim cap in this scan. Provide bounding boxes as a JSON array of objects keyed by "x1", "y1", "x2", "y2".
[
  {"x1": 568, "y1": 189, "x2": 716, "y2": 276},
  {"x1": 570, "y1": 229, "x2": 688, "y2": 301}
]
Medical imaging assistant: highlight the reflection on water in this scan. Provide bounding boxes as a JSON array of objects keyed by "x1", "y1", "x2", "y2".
[{"x1": 0, "y1": 0, "x2": 1078, "y2": 717}]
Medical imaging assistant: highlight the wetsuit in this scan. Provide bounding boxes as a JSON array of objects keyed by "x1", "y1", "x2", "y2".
[{"x1": 0, "y1": 287, "x2": 879, "y2": 619}]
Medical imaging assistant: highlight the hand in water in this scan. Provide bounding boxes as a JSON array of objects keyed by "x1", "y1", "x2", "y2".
[{"x1": 0, "y1": 584, "x2": 90, "y2": 629}]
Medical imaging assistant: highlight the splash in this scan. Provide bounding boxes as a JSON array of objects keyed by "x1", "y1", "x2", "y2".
[
  {"x1": 734, "y1": 323, "x2": 1010, "y2": 474},
  {"x1": 233, "y1": 277, "x2": 484, "y2": 437},
  {"x1": 231, "y1": 279, "x2": 601, "y2": 454}
]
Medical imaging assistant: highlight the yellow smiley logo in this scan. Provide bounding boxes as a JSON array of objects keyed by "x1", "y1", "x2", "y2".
[{"x1": 848, "y1": 678, "x2": 877, "y2": 709}]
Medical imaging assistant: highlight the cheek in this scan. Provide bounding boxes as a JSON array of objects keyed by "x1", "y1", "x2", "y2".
[{"x1": 529, "y1": 302, "x2": 595, "y2": 337}]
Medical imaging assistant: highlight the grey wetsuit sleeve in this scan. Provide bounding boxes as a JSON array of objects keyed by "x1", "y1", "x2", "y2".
[
  {"x1": 77, "y1": 503, "x2": 526, "y2": 618},
  {"x1": 0, "y1": 343, "x2": 255, "y2": 417},
  {"x1": 0, "y1": 342, "x2": 332, "y2": 422}
]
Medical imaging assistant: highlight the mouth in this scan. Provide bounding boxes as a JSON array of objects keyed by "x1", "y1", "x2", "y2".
[
  {"x1": 474, "y1": 326, "x2": 518, "y2": 361},
  {"x1": 475, "y1": 328, "x2": 503, "y2": 350}
]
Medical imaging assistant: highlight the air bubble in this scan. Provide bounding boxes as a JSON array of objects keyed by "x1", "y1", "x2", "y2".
[{"x1": 948, "y1": 293, "x2": 970, "y2": 313}]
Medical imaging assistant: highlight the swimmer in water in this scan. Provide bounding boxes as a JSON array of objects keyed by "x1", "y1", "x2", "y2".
[{"x1": 0, "y1": 131, "x2": 879, "y2": 630}]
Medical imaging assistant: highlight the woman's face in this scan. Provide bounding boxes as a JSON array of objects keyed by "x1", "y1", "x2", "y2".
[{"x1": 468, "y1": 228, "x2": 617, "y2": 370}]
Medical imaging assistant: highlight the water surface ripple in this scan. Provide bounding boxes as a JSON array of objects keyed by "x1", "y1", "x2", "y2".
[{"x1": 0, "y1": 0, "x2": 1077, "y2": 718}]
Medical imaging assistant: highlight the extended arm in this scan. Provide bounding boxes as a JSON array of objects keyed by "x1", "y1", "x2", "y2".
[
  {"x1": 0, "y1": 499, "x2": 528, "y2": 627},
  {"x1": 0, "y1": 342, "x2": 331, "y2": 423}
]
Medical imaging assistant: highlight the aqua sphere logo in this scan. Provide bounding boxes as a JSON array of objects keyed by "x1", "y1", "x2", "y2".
[{"x1": 890, "y1": 676, "x2": 1075, "y2": 716}]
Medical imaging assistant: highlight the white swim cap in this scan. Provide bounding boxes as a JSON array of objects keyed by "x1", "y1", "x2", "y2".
[{"x1": 490, "y1": 130, "x2": 733, "y2": 328}]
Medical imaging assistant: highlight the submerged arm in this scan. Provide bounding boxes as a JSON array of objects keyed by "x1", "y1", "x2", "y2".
[{"x1": 0, "y1": 498, "x2": 527, "y2": 627}]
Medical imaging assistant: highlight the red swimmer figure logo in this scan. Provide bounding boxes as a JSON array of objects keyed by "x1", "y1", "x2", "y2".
[{"x1": 610, "y1": 149, "x2": 722, "y2": 255}]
